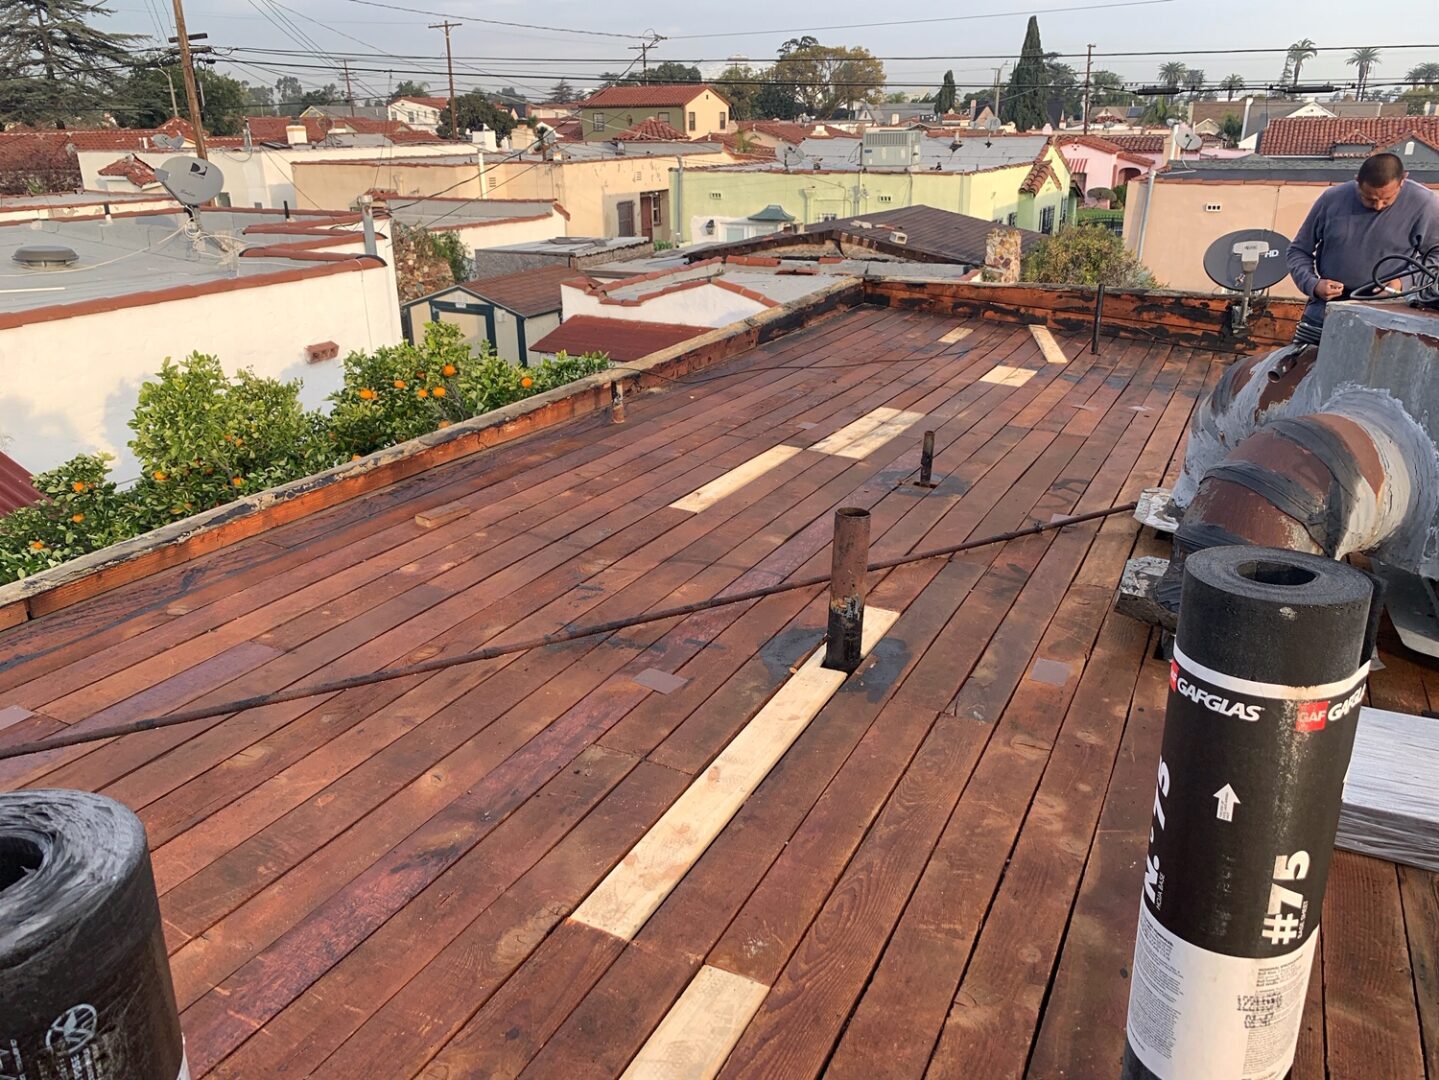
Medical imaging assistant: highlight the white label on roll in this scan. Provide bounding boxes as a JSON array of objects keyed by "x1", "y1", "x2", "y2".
[{"x1": 1126, "y1": 904, "x2": 1315, "y2": 1080}]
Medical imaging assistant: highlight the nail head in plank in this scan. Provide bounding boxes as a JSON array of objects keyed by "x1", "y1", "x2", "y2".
[{"x1": 621, "y1": 964, "x2": 769, "y2": 1080}]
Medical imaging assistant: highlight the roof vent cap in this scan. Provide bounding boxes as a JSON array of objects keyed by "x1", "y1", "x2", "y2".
[{"x1": 12, "y1": 244, "x2": 79, "y2": 269}]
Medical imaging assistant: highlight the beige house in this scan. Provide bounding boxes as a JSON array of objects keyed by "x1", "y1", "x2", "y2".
[
  {"x1": 576, "y1": 84, "x2": 731, "y2": 141},
  {"x1": 1123, "y1": 159, "x2": 1439, "y2": 293}
]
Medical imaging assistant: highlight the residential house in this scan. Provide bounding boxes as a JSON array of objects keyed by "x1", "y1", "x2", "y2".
[
  {"x1": 387, "y1": 95, "x2": 451, "y2": 133},
  {"x1": 528, "y1": 101, "x2": 582, "y2": 123},
  {"x1": 732, "y1": 121, "x2": 843, "y2": 153},
  {"x1": 302, "y1": 104, "x2": 391, "y2": 122},
  {"x1": 379, "y1": 197, "x2": 569, "y2": 261},
  {"x1": 1257, "y1": 115, "x2": 1439, "y2": 158},
  {"x1": 78, "y1": 116, "x2": 450, "y2": 209},
  {"x1": 0, "y1": 208, "x2": 400, "y2": 475},
  {"x1": 576, "y1": 84, "x2": 732, "y2": 141},
  {"x1": 402, "y1": 266, "x2": 575, "y2": 365},
  {"x1": 1122, "y1": 155, "x2": 1439, "y2": 292},
  {"x1": 1055, "y1": 135, "x2": 1152, "y2": 200},
  {"x1": 853, "y1": 102, "x2": 940, "y2": 127},
  {"x1": 670, "y1": 131, "x2": 1074, "y2": 243}
]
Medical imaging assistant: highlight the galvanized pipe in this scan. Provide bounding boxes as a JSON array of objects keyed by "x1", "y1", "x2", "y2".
[
  {"x1": 1091, "y1": 283, "x2": 1106, "y2": 355},
  {"x1": 612, "y1": 381, "x2": 627, "y2": 424},
  {"x1": 823, "y1": 507, "x2": 872, "y2": 673}
]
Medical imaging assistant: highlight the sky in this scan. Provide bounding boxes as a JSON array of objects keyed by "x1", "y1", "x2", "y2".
[{"x1": 96, "y1": 0, "x2": 1439, "y2": 105}]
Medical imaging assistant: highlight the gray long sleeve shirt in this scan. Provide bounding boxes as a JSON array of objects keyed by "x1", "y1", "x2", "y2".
[{"x1": 1286, "y1": 178, "x2": 1439, "y2": 323}]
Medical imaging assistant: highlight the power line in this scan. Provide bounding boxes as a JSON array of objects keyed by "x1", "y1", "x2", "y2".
[{"x1": 330, "y1": 0, "x2": 644, "y2": 41}]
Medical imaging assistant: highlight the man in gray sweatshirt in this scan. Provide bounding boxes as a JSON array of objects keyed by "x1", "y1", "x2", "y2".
[{"x1": 1286, "y1": 152, "x2": 1439, "y2": 343}]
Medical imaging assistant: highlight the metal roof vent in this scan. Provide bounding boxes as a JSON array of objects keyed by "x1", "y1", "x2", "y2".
[{"x1": 12, "y1": 244, "x2": 79, "y2": 270}]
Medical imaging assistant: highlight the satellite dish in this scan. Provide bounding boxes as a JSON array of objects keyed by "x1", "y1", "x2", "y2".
[
  {"x1": 153, "y1": 132, "x2": 186, "y2": 151},
  {"x1": 1175, "y1": 127, "x2": 1204, "y2": 152},
  {"x1": 154, "y1": 156, "x2": 225, "y2": 207},
  {"x1": 1203, "y1": 229, "x2": 1291, "y2": 292}
]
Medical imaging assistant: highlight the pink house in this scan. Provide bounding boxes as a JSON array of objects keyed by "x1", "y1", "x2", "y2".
[{"x1": 1056, "y1": 135, "x2": 1153, "y2": 200}]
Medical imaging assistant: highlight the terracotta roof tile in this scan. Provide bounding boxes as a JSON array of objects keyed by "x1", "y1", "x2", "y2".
[
  {"x1": 243, "y1": 115, "x2": 428, "y2": 145},
  {"x1": 614, "y1": 118, "x2": 688, "y2": 142},
  {"x1": 735, "y1": 120, "x2": 814, "y2": 145},
  {"x1": 1260, "y1": 116, "x2": 1439, "y2": 156},
  {"x1": 393, "y1": 95, "x2": 450, "y2": 110},
  {"x1": 1104, "y1": 134, "x2": 1166, "y2": 153},
  {"x1": 579, "y1": 83, "x2": 723, "y2": 110},
  {"x1": 456, "y1": 266, "x2": 581, "y2": 317},
  {"x1": 530, "y1": 315, "x2": 708, "y2": 361},
  {"x1": 97, "y1": 155, "x2": 158, "y2": 186}
]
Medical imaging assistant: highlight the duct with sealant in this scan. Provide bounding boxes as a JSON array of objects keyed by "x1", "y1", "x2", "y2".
[
  {"x1": 0, "y1": 790, "x2": 186, "y2": 1080},
  {"x1": 1122, "y1": 546, "x2": 1377, "y2": 1080}
]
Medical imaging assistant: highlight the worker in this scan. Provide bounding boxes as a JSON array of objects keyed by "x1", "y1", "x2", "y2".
[{"x1": 1286, "y1": 152, "x2": 1439, "y2": 345}]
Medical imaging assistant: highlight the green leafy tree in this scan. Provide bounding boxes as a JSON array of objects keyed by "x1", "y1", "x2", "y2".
[
  {"x1": 389, "y1": 79, "x2": 430, "y2": 100},
  {"x1": 0, "y1": 455, "x2": 130, "y2": 579},
  {"x1": 1022, "y1": 224, "x2": 1158, "y2": 288},
  {"x1": 274, "y1": 75, "x2": 304, "y2": 115},
  {"x1": 1399, "y1": 87, "x2": 1439, "y2": 114},
  {"x1": 935, "y1": 69, "x2": 957, "y2": 114},
  {"x1": 640, "y1": 61, "x2": 701, "y2": 85},
  {"x1": 436, "y1": 91, "x2": 517, "y2": 139},
  {"x1": 1347, "y1": 47, "x2": 1380, "y2": 99},
  {"x1": 547, "y1": 79, "x2": 576, "y2": 102},
  {"x1": 774, "y1": 39, "x2": 884, "y2": 117},
  {"x1": 1143, "y1": 95, "x2": 1178, "y2": 125},
  {"x1": 1046, "y1": 56, "x2": 1082, "y2": 118},
  {"x1": 1219, "y1": 112, "x2": 1244, "y2": 145},
  {"x1": 714, "y1": 64, "x2": 761, "y2": 119},
  {"x1": 119, "y1": 65, "x2": 249, "y2": 135},
  {"x1": 299, "y1": 84, "x2": 341, "y2": 110},
  {"x1": 1003, "y1": 16, "x2": 1049, "y2": 131},
  {"x1": 0, "y1": 0, "x2": 141, "y2": 124},
  {"x1": 1089, "y1": 70, "x2": 1131, "y2": 106},
  {"x1": 1219, "y1": 73, "x2": 1246, "y2": 100},
  {"x1": 245, "y1": 81, "x2": 275, "y2": 115}
]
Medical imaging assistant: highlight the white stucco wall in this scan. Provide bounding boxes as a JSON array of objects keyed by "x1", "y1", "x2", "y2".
[
  {"x1": 77, "y1": 144, "x2": 466, "y2": 211},
  {"x1": 1, "y1": 264, "x2": 402, "y2": 478},
  {"x1": 560, "y1": 280, "x2": 767, "y2": 328},
  {"x1": 440, "y1": 211, "x2": 567, "y2": 256}
]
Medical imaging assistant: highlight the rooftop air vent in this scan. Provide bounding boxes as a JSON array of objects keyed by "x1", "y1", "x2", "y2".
[{"x1": 12, "y1": 245, "x2": 79, "y2": 270}]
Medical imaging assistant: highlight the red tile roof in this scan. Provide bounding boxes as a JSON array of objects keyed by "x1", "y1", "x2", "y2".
[
  {"x1": 61, "y1": 118, "x2": 195, "y2": 152},
  {"x1": 0, "y1": 131, "x2": 79, "y2": 194},
  {"x1": 736, "y1": 120, "x2": 814, "y2": 145},
  {"x1": 97, "y1": 155, "x2": 158, "y2": 186},
  {"x1": 457, "y1": 266, "x2": 581, "y2": 317},
  {"x1": 394, "y1": 95, "x2": 450, "y2": 110},
  {"x1": 0, "y1": 452, "x2": 40, "y2": 515},
  {"x1": 613, "y1": 118, "x2": 688, "y2": 142},
  {"x1": 529, "y1": 315, "x2": 709, "y2": 361},
  {"x1": 579, "y1": 84, "x2": 724, "y2": 110},
  {"x1": 243, "y1": 116, "x2": 428, "y2": 145},
  {"x1": 706, "y1": 131, "x2": 777, "y2": 158},
  {"x1": 1104, "y1": 134, "x2": 1165, "y2": 153},
  {"x1": 1260, "y1": 116, "x2": 1439, "y2": 156}
]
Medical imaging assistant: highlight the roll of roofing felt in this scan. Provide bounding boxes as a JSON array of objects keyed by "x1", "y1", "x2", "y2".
[
  {"x1": 1121, "y1": 546, "x2": 1378, "y2": 1080},
  {"x1": 0, "y1": 790, "x2": 185, "y2": 1080}
]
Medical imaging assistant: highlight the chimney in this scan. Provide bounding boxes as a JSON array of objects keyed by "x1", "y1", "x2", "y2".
[
  {"x1": 286, "y1": 123, "x2": 309, "y2": 146},
  {"x1": 469, "y1": 126, "x2": 497, "y2": 151},
  {"x1": 983, "y1": 226, "x2": 1022, "y2": 283}
]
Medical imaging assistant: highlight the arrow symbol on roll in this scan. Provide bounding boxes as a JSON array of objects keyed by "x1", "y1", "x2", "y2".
[{"x1": 1213, "y1": 783, "x2": 1240, "y2": 822}]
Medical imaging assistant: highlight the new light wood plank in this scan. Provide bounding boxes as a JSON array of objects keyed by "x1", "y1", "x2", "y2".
[
  {"x1": 980, "y1": 365, "x2": 1036, "y2": 388},
  {"x1": 621, "y1": 965, "x2": 769, "y2": 1080},
  {"x1": 939, "y1": 326, "x2": 974, "y2": 344},
  {"x1": 1030, "y1": 324, "x2": 1069, "y2": 365},
  {"x1": 571, "y1": 607, "x2": 901, "y2": 941},
  {"x1": 829, "y1": 410, "x2": 927, "y2": 460},
  {"x1": 670, "y1": 446, "x2": 804, "y2": 513},
  {"x1": 809, "y1": 407, "x2": 923, "y2": 457}
]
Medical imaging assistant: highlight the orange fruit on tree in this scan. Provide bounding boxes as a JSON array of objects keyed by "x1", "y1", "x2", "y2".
[
  {"x1": 154, "y1": 470, "x2": 167, "y2": 482},
  {"x1": 359, "y1": 387, "x2": 376, "y2": 400},
  {"x1": 442, "y1": 363, "x2": 457, "y2": 376},
  {"x1": 28, "y1": 540, "x2": 45, "y2": 551},
  {"x1": 416, "y1": 388, "x2": 429, "y2": 398},
  {"x1": 232, "y1": 476, "x2": 245, "y2": 487},
  {"x1": 71, "y1": 513, "x2": 85, "y2": 523},
  {"x1": 393, "y1": 379, "x2": 407, "y2": 389},
  {"x1": 521, "y1": 376, "x2": 534, "y2": 388},
  {"x1": 71, "y1": 481, "x2": 86, "y2": 492},
  {"x1": 431, "y1": 385, "x2": 446, "y2": 397}
]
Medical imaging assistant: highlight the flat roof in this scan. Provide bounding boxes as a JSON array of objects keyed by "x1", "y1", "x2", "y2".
[
  {"x1": 704, "y1": 133, "x2": 1051, "y2": 175},
  {"x1": 487, "y1": 140, "x2": 726, "y2": 163},
  {"x1": 383, "y1": 197, "x2": 557, "y2": 229},
  {"x1": 1, "y1": 300, "x2": 1424, "y2": 1076},
  {"x1": 0, "y1": 191, "x2": 172, "y2": 209},
  {"x1": 476, "y1": 235, "x2": 649, "y2": 257},
  {"x1": 0, "y1": 210, "x2": 366, "y2": 317},
  {"x1": 1159, "y1": 157, "x2": 1439, "y2": 183}
]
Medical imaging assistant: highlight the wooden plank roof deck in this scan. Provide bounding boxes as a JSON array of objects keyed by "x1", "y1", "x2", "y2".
[{"x1": 0, "y1": 305, "x2": 1434, "y2": 1078}]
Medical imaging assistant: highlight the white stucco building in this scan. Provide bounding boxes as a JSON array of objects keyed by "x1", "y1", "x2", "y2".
[{"x1": 0, "y1": 208, "x2": 401, "y2": 477}]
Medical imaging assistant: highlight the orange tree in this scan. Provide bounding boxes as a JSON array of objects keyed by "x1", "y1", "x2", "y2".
[{"x1": 0, "y1": 455, "x2": 131, "y2": 580}]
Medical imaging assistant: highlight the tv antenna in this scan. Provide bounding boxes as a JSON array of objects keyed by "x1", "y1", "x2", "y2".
[{"x1": 1203, "y1": 228, "x2": 1290, "y2": 334}]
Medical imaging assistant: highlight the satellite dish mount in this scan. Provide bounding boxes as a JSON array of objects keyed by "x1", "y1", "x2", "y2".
[
  {"x1": 1202, "y1": 228, "x2": 1291, "y2": 336},
  {"x1": 154, "y1": 155, "x2": 226, "y2": 225}
]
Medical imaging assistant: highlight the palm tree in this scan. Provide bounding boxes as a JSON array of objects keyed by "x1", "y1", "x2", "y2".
[
  {"x1": 1184, "y1": 68, "x2": 1207, "y2": 99},
  {"x1": 1143, "y1": 96, "x2": 1178, "y2": 125},
  {"x1": 1287, "y1": 39, "x2": 1318, "y2": 86},
  {"x1": 1406, "y1": 62, "x2": 1439, "y2": 88},
  {"x1": 1348, "y1": 47, "x2": 1380, "y2": 99},
  {"x1": 1158, "y1": 61, "x2": 1187, "y2": 89},
  {"x1": 1219, "y1": 73, "x2": 1246, "y2": 100}
]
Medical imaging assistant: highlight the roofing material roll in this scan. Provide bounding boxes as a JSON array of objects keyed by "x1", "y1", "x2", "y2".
[
  {"x1": 1121, "y1": 546, "x2": 1377, "y2": 1080},
  {"x1": 0, "y1": 790, "x2": 185, "y2": 1080}
]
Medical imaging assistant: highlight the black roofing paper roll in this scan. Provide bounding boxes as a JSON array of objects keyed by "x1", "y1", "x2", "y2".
[
  {"x1": 0, "y1": 790, "x2": 185, "y2": 1080},
  {"x1": 1122, "y1": 547, "x2": 1376, "y2": 1080}
]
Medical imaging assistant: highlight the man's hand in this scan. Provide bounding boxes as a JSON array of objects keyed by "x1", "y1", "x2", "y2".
[{"x1": 1314, "y1": 278, "x2": 1345, "y2": 300}]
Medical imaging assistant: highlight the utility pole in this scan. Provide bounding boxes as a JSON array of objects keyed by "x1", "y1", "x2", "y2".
[
  {"x1": 341, "y1": 60, "x2": 355, "y2": 117},
  {"x1": 1082, "y1": 43, "x2": 1095, "y2": 135},
  {"x1": 992, "y1": 64, "x2": 1005, "y2": 124},
  {"x1": 167, "y1": 4, "x2": 207, "y2": 158},
  {"x1": 628, "y1": 30, "x2": 665, "y2": 80},
  {"x1": 429, "y1": 20, "x2": 461, "y2": 138}
]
